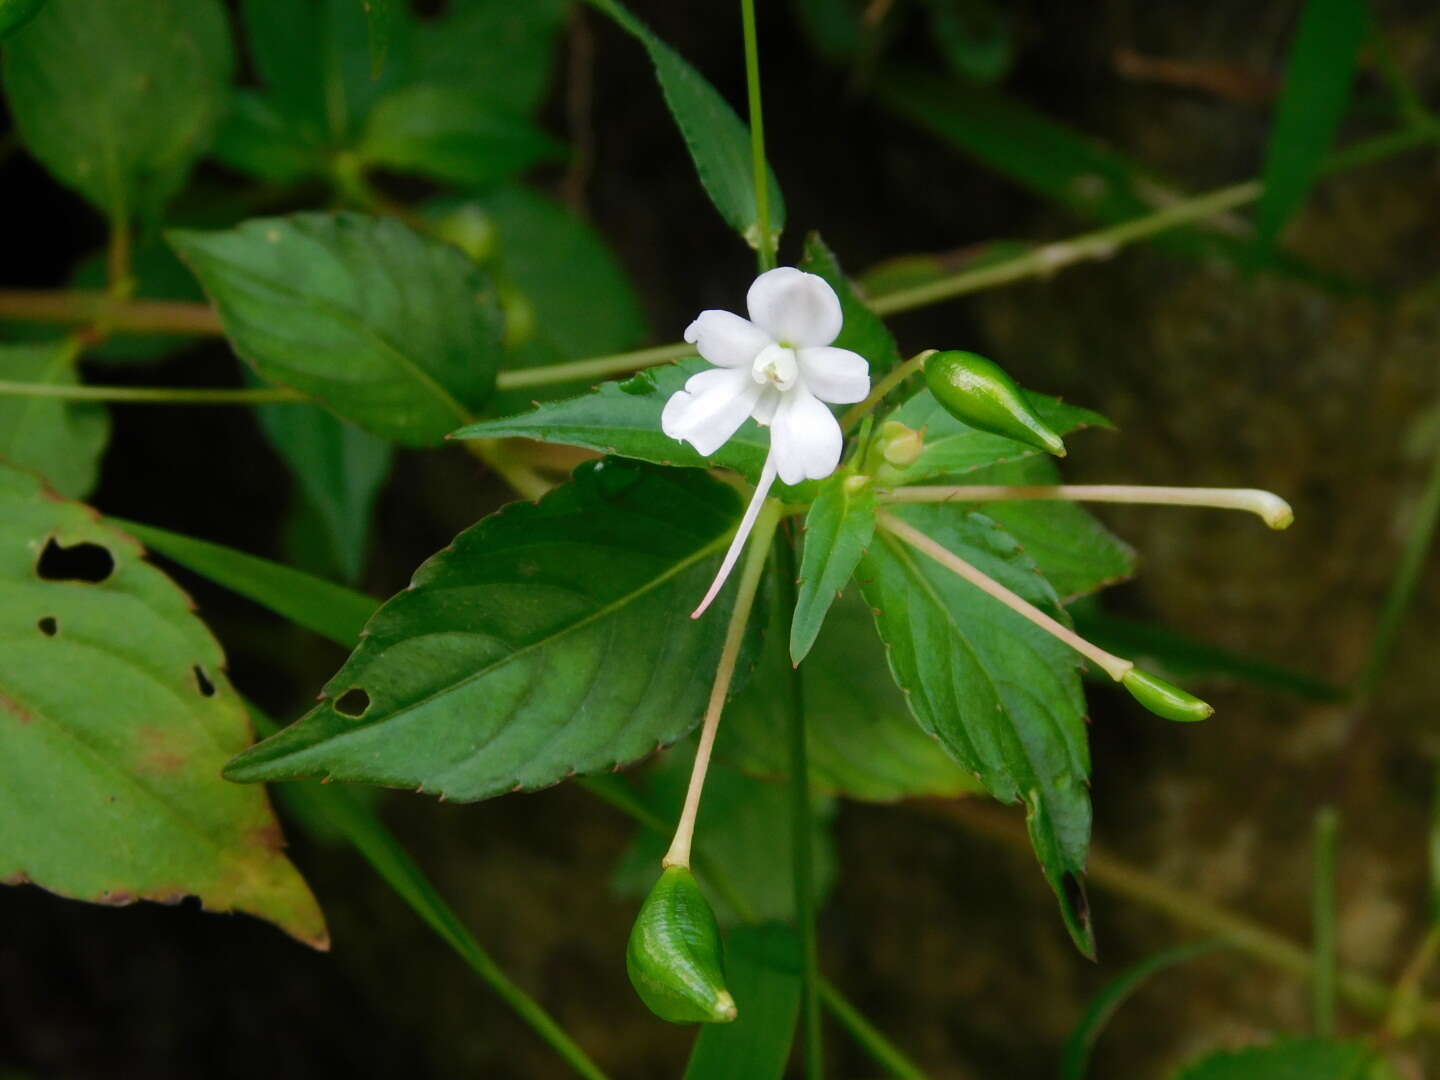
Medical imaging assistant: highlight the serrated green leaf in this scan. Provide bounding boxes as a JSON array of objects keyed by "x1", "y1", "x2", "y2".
[
  {"x1": 587, "y1": 0, "x2": 786, "y2": 250},
  {"x1": 224, "y1": 460, "x2": 753, "y2": 800},
  {"x1": 720, "y1": 589, "x2": 977, "y2": 803},
  {"x1": 945, "y1": 456, "x2": 1135, "y2": 603},
  {"x1": 1171, "y1": 1038, "x2": 1375, "y2": 1080},
  {"x1": 790, "y1": 471, "x2": 875, "y2": 664},
  {"x1": 0, "y1": 340, "x2": 109, "y2": 498},
  {"x1": 360, "y1": 84, "x2": 562, "y2": 186},
  {"x1": 0, "y1": 463, "x2": 326, "y2": 947},
  {"x1": 2, "y1": 0, "x2": 233, "y2": 222},
  {"x1": 861, "y1": 505, "x2": 1093, "y2": 953},
  {"x1": 882, "y1": 386, "x2": 1109, "y2": 486},
  {"x1": 1255, "y1": 0, "x2": 1368, "y2": 249},
  {"x1": 169, "y1": 213, "x2": 503, "y2": 445},
  {"x1": 684, "y1": 924, "x2": 803, "y2": 1080},
  {"x1": 254, "y1": 403, "x2": 393, "y2": 583},
  {"x1": 613, "y1": 752, "x2": 835, "y2": 926},
  {"x1": 800, "y1": 233, "x2": 904, "y2": 379}
]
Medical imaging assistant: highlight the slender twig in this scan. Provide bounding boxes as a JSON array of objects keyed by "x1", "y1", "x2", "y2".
[
  {"x1": 0, "y1": 291, "x2": 222, "y2": 334},
  {"x1": 877, "y1": 512, "x2": 1133, "y2": 680},
  {"x1": 0, "y1": 381, "x2": 309, "y2": 405},
  {"x1": 741, "y1": 0, "x2": 775, "y2": 271},
  {"x1": 1313, "y1": 807, "x2": 1339, "y2": 1038},
  {"x1": 877, "y1": 484, "x2": 1294, "y2": 529},
  {"x1": 662, "y1": 500, "x2": 781, "y2": 868}
]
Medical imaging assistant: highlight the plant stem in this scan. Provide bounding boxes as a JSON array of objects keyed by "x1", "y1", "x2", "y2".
[
  {"x1": 1386, "y1": 924, "x2": 1440, "y2": 1039},
  {"x1": 740, "y1": 0, "x2": 775, "y2": 271},
  {"x1": 107, "y1": 217, "x2": 135, "y2": 299},
  {"x1": 877, "y1": 512, "x2": 1133, "y2": 681},
  {"x1": 495, "y1": 343, "x2": 694, "y2": 390},
  {"x1": 0, "y1": 380, "x2": 309, "y2": 405},
  {"x1": 465, "y1": 438, "x2": 554, "y2": 501},
  {"x1": 778, "y1": 534, "x2": 823, "y2": 1079},
  {"x1": 877, "y1": 484, "x2": 1294, "y2": 529},
  {"x1": 1313, "y1": 806, "x2": 1340, "y2": 1038},
  {"x1": 0, "y1": 291, "x2": 222, "y2": 334},
  {"x1": 662, "y1": 500, "x2": 781, "y2": 868},
  {"x1": 817, "y1": 980, "x2": 928, "y2": 1080}
]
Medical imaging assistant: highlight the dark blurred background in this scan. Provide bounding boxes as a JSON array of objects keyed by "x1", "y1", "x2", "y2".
[{"x1": 3, "y1": 0, "x2": 1440, "y2": 1076}]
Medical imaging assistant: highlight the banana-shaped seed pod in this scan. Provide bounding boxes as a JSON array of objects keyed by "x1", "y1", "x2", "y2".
[
  {"x1": 1122, "y1": 668, "x2": 1214, "y2": 723},
  {"x1": 924, "y1": 350, "x2": 1067, "y2": 457}
]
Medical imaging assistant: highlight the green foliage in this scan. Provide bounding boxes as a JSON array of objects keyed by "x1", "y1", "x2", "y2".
[
  {"x1": 1171, "y1": 1039, "x2": 1378, "y2": 1080},
  {"x1": 170, "y1": 213, "x2": 504, "y2": 445},
  {"x1": 861, "y1": 506, "x2": 1093, "y2": 954},
  {"x1": 685, "y1": 924, "x2": 802, "y2": 1079},
  {"x1": 799, "y1": 233, "x2": 904, "y2": 378},
  {"x1": 2, "y1": 0, "x2": 232, "y2": 222},
  {"x1": 0, "y1": 0, "x2": 44, "y2": 41},
  {"x1": 0, "y1": 339, "x2": 109, "y2": 497},
  {"x1": 1254, "y1": 0, "x2": 1368, "y2": 249},
  {"x1": 627, "y1": 866, "x2": 737, "y2": 1025},
  {"x1": 588, "y1": 0, "x2": 787, "y2": 251},
  {"x1": 224, "y1": 460, "x2": 750, "y2": 800},
  {"x1": 361, "y1": 0, "x2": 398, "y2": 76},
  {"x1": 0, "y1": 464, "x2": 326, "y2": 947},
  {"x1": 790, "y1": 470, "x2": 875, "y2": 664}
]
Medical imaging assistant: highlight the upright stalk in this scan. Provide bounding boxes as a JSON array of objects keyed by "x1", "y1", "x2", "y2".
[
  {"x1": 740, "y1": 0, "x2": 775, "y2": 271},
  {"x1": 1313, "y1": 807, "x2": 1340, "y2": 1038}
]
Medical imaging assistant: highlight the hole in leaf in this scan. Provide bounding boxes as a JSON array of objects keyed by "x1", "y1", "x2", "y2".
[
  {"x1": 335, "y1": 688, "x2": 371, "y2": 718},
  {"x1": 193, "y1": 665, "x2": 216, "y2": 697},
  {"x1": 37, "y1": 616, "x2": 57, "y2": 637},
  {"x1": 36, "y1": 538, "x2": 114, "y2": 584}
]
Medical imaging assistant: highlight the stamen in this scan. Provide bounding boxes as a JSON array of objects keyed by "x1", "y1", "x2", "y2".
[{"x1": 691, "y1": 452, "x2": 779, "y2": 620}]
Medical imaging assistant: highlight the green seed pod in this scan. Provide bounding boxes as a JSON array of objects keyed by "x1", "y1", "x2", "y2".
[
  {"x1": 0, "y1": 0, "x2": 45, "y2": 40},
  {"x1": 627, "y1": 866, "x2": 737, "y2": 1025},
  {"x1": 923, "y1": 350, "x2": 1066, "y2": 457},
  {"x1": 1122, "y1": 668, "x2": 1214, "y2": 723}
]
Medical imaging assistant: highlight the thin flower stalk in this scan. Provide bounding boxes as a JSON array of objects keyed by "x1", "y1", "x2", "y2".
[{"x1": 879, "y1": 483, "x2": 1294, "y2": 529}]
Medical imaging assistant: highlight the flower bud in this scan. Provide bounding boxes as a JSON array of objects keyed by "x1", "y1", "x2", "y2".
[
  {"x1": 0, "y1": 0, "x2": 45, "y2": 39},
  {"x1": 923, "y1": 350, "x2": 1066, "y2": 457},
  {"x1": 626, "y1": 866, "x2": 737, "y2": 1025},
  {"x1": 879, "y1": 421, "x2": 925, "y2": 467},
  {"x1": 1122, "y1": 668, "x2": 1214, "y2": 723},
  {"x1": 432, "y1": 204, "x2": 498, "y2": 264}
]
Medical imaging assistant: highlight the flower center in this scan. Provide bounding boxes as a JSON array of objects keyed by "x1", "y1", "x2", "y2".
[{"x1": 751, "y1": 343, "x2": 799, "y2": 391}]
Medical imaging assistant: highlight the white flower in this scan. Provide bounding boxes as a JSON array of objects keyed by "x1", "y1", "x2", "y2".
[{"x1": 664, "y1": 267, "x2": 870, "y2": 618}]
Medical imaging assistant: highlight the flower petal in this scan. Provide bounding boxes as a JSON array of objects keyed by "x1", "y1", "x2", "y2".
[
  {"x1": 750, "y1": 386, "x2": 781, "y2": 425},
  {"x1": 746, "y1": 267, "x2": 842, "y2": 348},
  {"x1": 683, "y1": 310, "x2": 773, "y2": 368},
  {"x1": 797, "y1": 346, "x2": 869, "y2": 404},
  {"x1": 661, "y1": 367, "x2": 761, "y2": 456},
  {"x1": 770, "y1": 387, "x2": 843, "y2": 484}
]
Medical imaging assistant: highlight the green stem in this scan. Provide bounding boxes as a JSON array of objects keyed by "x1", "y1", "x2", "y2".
[
  {"x1": 778, "y1": 535, "x2": 823, "y2": 1079},
  {"x1": 0, "y1": 291, "x2": 222, "y2": 334},
  {"x1": 494, "y1": 343, "x2": 694, "y2": 390},
  {"x1": 740, "y1": 0, "x2": 775, "y2": 271},
  {"x1": 817, "y1": 980, "x2": 928, "y2": 1079},
  {"x1": 1313, "y1": 807, "x2": 1340, "y2": 1038},
  {"x1": 0, "y1": 381, "x2": 309, "y2": 405},
  {"x1": 1386, "y1": 924, "x2": 1440, "y2": 1039}
]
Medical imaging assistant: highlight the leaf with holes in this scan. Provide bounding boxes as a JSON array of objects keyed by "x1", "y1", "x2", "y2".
[
  {"x1": 800, "y1": 233, "x2": 903, "y2": 379},
  {"x1": 169, "y1": 213, "x2": 504, "y2": 445},
  {"x1": 0, "y1": 340, "x2": 110, "y2": 499},
  {"x1": 790, "y1": 470, "x2": 875, "y2": 664},
  {"x1": 2, "y1": 0, "x2": 233, "y2": 222},
  {"x1": 861, "y1": 505, "x2": 1093, "y2": 955},
  {"x1": 224, "y1": 459, "x2": 753, "y2": 800},
  {"x1": 0, "y1": 463, "x2": 326, "y2": 947},
  {"x1": 881, "y1": 387, "x2": 1110, "y2": 487}
]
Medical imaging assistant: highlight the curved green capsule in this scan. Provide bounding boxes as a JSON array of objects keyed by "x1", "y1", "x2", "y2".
[
  {"x1": 0, "y1": 0, "x2": 45, "y2": 39},
  {"x1": 627, "y1": 866, "x2": 736, "y2": 1025},
  {"x1": 1122, "y1": 668, "x2": 1214, "y2": 723},
  {"x1": 924, "y1": 350, "x2": 1066, "y2": 457}
]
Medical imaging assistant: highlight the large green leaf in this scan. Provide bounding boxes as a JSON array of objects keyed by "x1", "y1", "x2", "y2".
[
  {"x1": 1254, "y1": 0, "x2": 1368, "y2": 249},
  {"x1": 2, "y1": 0, "x2": 232, "y2": 222},
  {"x1": 169, "y1": 213, "x2": 503, "y2": 445},
  {"x1": 412, "y1": 0, "x2": 568, "y2": 116},
  {"x1": 0, "y1": 340, "x2": 109, "y2": 498},
  {"x1": 1171, "y1": 1039, "x2": 1377, "y2": 1080},
  {"x1": 684, "y1": 924, "x2": 802, "y2": 1080},
  {"x1": 720, "y1": 589, "x2": 977, "y2": 803},
  {"x1": 225, "y1": 460, "x2": 751, "y2": 800},
  {"x1": 881, "y1": 386, "x2": 1110, "y2": 487},
  {"x1": 254, "y1": 402, "x2": 393, "y2": 583},
  {"x1": 943, "y1": 456, "x2": 1135, "y2": 603},
  {"x1": 613, "y1": 753, "x2": 835, "y2": 926},
  {"x1": 587, "y1": 0, "x2": 786, "y2": 251},
  {"x1": 860, "y1": 505, "x2": 1093, "y2": 954},
  {"x1": 800, "y1": 233, "x2": 904, "y2": 379},
  {"x1": 790, "y1": 470, "x2": 875, "y2": 664},
  {"x1": 0, "y1": 464, "x2": 326, "y2": 947}
]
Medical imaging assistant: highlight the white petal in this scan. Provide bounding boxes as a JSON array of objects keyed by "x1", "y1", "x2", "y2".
[
  {"x1": 689, "y1": 453, "x2": 779, "y2": 619},
  {"x1": 770, "y1": 388, "x2": 843, "y2": 485},
  {"x1": 797, "y1": 346, "x2": 869, "y2": 404},
  {"x1": 661, "y1": 367, "x2": 761, "y2": 456},
  {"x1": 683, "y1": 309, "x2": 772, "y2": 368},
  {"x1": 746, "y1": 267, "x2": 843, "y2": 348},
  {"x1": 750, "y1": 386, "x2": 781, "y2": 425}
]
